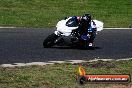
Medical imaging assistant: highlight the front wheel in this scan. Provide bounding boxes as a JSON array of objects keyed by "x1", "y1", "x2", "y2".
[{"x1": 43, "y1": 33, "x2": 59, "y2": 48}]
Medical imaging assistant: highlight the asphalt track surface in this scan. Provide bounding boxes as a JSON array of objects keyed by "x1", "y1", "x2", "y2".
[{"x1": 0, "y1": 28, "x2": 132, "y2": 64}]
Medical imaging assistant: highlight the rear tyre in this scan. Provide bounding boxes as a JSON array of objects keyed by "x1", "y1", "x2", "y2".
[{"x1": 43, "y1": 33, "x2": 59, "y2": 48}]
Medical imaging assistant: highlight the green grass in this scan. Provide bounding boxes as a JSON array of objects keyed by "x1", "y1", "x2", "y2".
[
  {"x1": 0, "y1": 0, "x2": 131, "y2": 28},
  {"x1": 0, "y1": 60, "x2": 132, "y2": 88}
]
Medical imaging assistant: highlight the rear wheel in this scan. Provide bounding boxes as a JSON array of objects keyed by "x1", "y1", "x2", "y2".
[
  {"x1": 77, "y1": 40, "x2": 90, "y2": 49},
  {"x1": 43, "y1": 33, "x2": 59, "y2": 48}
]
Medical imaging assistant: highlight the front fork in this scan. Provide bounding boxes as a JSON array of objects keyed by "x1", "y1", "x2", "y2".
[
  {"x1": 54, "y1": 31, "x2": 61, "y2": 36},
  {"x1": 54, "y1": 31, "x2": 64, "y2": 45}
]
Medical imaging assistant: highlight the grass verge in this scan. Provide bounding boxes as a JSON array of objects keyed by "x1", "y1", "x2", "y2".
[
  {"x1": 0, "y1": 0, "x2": 131, "y2": 28},
  {"x1": 0, "y1": 60, "x2": 132, "y2": 88}
]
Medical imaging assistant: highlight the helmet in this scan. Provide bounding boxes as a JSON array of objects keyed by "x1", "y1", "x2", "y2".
[{"x1": 81, "y1": 14, "x2": 91, "y2": 24}]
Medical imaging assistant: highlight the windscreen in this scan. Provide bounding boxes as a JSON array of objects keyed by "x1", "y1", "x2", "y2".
[{"x1": 66, "y1": 17, "x2": 78, "y2": 27}]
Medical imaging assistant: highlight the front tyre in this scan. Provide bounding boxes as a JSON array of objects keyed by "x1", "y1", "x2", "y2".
[{"x1": 43, "y1": 33, "x2": 59, "y2": 48}]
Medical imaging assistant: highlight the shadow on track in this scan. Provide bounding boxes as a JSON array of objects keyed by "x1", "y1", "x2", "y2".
[{"x1": 47, "y1": 46, "x2": 102, "y2": 50}]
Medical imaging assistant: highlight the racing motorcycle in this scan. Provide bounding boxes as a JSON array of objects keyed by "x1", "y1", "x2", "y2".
[{"x1": 43, "y1": 17, "x2": 103, "y2": 48}]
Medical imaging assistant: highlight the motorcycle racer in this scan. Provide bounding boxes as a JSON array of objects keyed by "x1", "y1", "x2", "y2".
[
  {"x1": 67, "y1": 13, "x2": 97, "y2": 47},
  {"x1": 43, "y1": 13, "x2": 103, "y2": 48}
]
